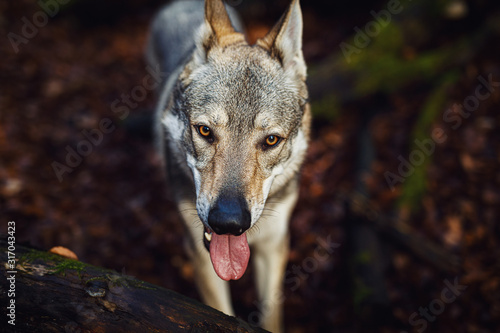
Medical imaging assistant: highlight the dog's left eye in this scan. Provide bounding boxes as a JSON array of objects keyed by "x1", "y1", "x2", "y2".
[{"x1": 263, "y1": 135, "x2": 282, "y2": 148}]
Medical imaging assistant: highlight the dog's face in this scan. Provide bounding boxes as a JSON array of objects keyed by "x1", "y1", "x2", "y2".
[
  {"x1": 184, "y1": 45, "x2": 308, "y2": 231},
  {"x1": 162, "y1": 0, "x2": 310, "y2": 280}
]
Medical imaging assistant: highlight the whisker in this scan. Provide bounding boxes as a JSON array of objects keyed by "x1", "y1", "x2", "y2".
[
  {"x1": 189, "y1": 218, "x2": 203, "y2": 228},
  {"x1": 248, "y1": 223, "x2": 261, "y2": 236},
  {"x1": 178, "y1": 208, "x2": 198, "y2": 214}
]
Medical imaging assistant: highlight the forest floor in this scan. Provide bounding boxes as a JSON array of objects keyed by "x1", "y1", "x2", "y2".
[{"x1": 1, "y1": 0, "x2": 500, "y2": 332}]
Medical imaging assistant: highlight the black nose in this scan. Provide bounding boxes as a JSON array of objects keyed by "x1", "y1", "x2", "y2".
[{"x1": 208, "y1": 194, "x2": 251, "y2": 236}]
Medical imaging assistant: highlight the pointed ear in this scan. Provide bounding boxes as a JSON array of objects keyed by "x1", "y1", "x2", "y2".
[
  {"x1": 257, "y1": 0, "x2": 306, "y2": 78},
  {"x1": 200, "y1": 0, "x2": 245, "y2": 53}
]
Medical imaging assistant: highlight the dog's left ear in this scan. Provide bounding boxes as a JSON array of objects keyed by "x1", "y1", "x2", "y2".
[{"x1": 257, "y1": 0, "x2": 306, "y2": 79}]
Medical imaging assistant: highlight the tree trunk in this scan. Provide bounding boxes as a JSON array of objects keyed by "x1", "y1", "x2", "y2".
[{"x1": 0, "y1": 237, "x2": 267, "y2": 333}]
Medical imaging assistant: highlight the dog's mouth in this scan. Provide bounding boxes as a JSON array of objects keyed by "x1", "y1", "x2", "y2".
[{"x1": 203, "y1": 227, "x2": 250, "y2": 281}]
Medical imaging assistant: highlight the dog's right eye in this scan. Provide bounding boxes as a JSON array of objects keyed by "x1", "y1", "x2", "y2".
[
  {"x1": 199, "y1": 125, "x2": 211, "y2": 137},
  {"x1": 196, "y1": 125, "x2": 214, "y2": 143}
]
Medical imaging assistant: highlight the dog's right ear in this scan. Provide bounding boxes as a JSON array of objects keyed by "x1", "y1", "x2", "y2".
[{"x1": 194, "y1": 0, "x2": 245, "y2": 62}]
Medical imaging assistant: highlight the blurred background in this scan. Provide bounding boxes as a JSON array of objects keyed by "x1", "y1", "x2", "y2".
[{"x1": 1, "y1": 0, "x2": 500, "y2": 332}]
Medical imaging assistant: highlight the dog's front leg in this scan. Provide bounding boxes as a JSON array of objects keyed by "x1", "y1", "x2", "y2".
[
  {"x1": 179, "y1": 200, "x2": 235, "y2": 316},
  {"x1": 251, "y1": 184, "x2": 299, "y2": 333},
  {"x1": 253, "y1": 234, "x2": 289, "y2": 333}
]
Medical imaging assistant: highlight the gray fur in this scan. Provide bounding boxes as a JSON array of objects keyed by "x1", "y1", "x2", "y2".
[
  {"x1": 146, "y1": 0, "x2": 243, "y2": 76},
  {"x1": 146, "y1": 1, "x2": 310, "y2": 332}
]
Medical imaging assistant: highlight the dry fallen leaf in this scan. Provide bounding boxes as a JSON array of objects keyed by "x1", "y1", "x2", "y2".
[
  {"x1": 443, "y1": 215, "x2": 463, "y2": 248},
  {"x1": 49, "y1": 246, "x2": 78, "y2": 260}
]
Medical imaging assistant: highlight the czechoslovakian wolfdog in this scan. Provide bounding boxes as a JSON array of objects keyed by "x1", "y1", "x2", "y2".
[{"x1": 146, "y1": 0, "x2": 310, "y2": 331}]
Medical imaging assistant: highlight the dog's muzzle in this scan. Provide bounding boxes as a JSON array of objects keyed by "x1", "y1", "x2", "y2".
[
  {"x1": 203, "y1": 192, "x2": 252, "y2": 281},
  {"x1": 207, "y1": 194, "x2": 251, "y2": 236}
]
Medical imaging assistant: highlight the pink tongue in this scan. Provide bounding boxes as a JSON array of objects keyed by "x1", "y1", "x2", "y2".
[{"x1": 209, "y1": 233, "x2": 250, "y2": 281}]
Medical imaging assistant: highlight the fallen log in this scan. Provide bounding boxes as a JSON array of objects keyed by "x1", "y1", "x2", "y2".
[{"x1": 0, "y1": 236, "x2": 266, "y2": 333}]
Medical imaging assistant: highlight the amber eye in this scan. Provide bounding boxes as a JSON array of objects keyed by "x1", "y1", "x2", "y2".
[
  {"x1": 198, "y1": 125, "x2": 211, "y2": 137},
  {"x1": 196, "y1": 125, "x2": 215, "y2": 143},
  {"x1": 265, "y1": 135, "x2": 281, "y2": 147}
]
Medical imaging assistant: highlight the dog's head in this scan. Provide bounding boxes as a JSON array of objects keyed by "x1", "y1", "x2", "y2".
[{"x1": 164, "y1": 0, "x2": 310, "y2": 280}]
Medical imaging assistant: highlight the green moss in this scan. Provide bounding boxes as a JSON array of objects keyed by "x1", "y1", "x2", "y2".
[
  {"x1": 397, "y1": 71, "x2": 459, "y2": 212},
  {"x1": 16, "y1": 248, "x2": 157, "y2": 291},
  {"x1": 351, "y1": 48, "x2": 453, "y2": 97},
  {"x1": 85, "y1": 276, "x2": 109, "y2": 283},
  {"x1": 354, "y1": 251, "x2": 372, "y2": 264},
  {"x1": 337, "y1": 20, "x2": 461, "y2": 100},
  {"x1": 18, "y1": 249, "x2": 65, "y2": 264},
  {"x1": 52, "y1": 259, "x2": 87, "y2": 278},
  {"x1": 311, "y1": 94, "x2": 341, "y2": 120},
  {"x1": 353, "y1": 278, "x2": 373, "y2": 308},
  {"x1": 125, "y1": 278, "x2": 157, "y2": 291},
  {"x1": 84, "y1": 273, "x2": 157, "y2": 291},
  {"x1": 18, "y1": 249, "x2": 86, "y2": 278}
]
